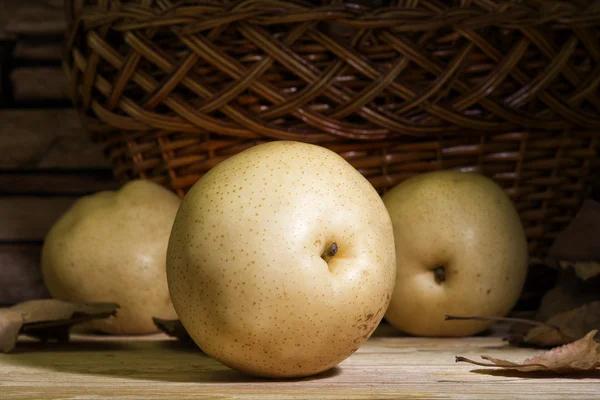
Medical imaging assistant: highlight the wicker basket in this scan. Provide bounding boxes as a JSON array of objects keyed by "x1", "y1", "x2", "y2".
[{"x1": 64, "y1": 0, "x2": 600, "y2": 260}]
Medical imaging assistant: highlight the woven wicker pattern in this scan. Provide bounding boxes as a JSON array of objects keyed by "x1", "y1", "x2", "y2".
[{"x1": 64, "y1": 0, "x2": 600, "y2": 259}]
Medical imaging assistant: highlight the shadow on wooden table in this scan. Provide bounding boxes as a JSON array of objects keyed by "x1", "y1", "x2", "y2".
[
  {"x1": 9, "y1": 338, "x2": 196, "y2": 354},
  {"x1": 5, "y1": 335, "x2": 342, "y2": 384},
  {"x1": 470, "y1": 368, "x2": 600, "y2": 379}
]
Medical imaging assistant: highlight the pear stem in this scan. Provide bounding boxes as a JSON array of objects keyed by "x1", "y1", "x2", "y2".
[
  {"x1": 434, "y1": 266, "x2": 446, "y2": 283},
  {"x1": 321, "y1": 242, "x2": 338, "y2": 263}
]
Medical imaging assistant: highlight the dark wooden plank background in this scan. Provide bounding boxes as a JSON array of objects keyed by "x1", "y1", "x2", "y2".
[{"x1": 0, "y1": 0, "x2": 119, "y2": 305}]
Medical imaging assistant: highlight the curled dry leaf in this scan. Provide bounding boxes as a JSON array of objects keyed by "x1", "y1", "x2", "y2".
[
  {"x1": 0, "y1": 300, "x2": 119, "y2": 353},
  {"x1": 152, "y1": 317, "x2": 194, "y2": 345},
  {"x1": 11, "y1": 300, "x2": 118, "y2": 325},
  {"x1": 545, "y1": 199, "x2": 600, "y2": 270},
  {"x1": 559, "y1": 261, "x2": 600, "y2": 281},
  {"x1": 536, "y1": 269, "x2": 600, "y2": 322},
  {"x1": 521, "y1": 302, "x2": 600, "y2": 347},
  {"x1": 505, "y1": 268, "x2": 600, "y2": 347},
  {"x1": 0, "y1": 310, "x2": 23, "y2": 353},
  {"x1": 447, "y1": 302, "x2": 600, "y2": 348},
  {"x1": 457, "y1": 330, "x2": 600, "y2": 373}
]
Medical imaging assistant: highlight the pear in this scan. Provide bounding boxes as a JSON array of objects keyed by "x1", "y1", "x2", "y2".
[
  {"x1": 42, "y1": 180, "x2": 180, "y2": 334},
  {"x1": 167, "y1": 141, "x2": 396, "y2": 377},
  {"x1": 383, "y1": 171, "x2": 528, "y2": 336}
]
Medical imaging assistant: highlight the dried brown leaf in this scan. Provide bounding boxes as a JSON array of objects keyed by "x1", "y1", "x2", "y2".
[
  {"x1": 546, "y1": 199, "x2": 600, "y2": 269},
  {"x1": 536, "y1": 269, "x2": 600, "y2": 321},
  {"x1": 559, "y1": 261, "x2": 600, "y2": 281},
  {"x1": 506, "y1": 269, "x2": 600, "y2": 346},
  {"x1": 152, "y1": 318, "x2": 195, "y2": 345},
  {"x1": 0, "y1": 300, "x2": 119, "y2": 353},
  {"x1": 0, "y1": 310, "x2": 24, "y2": 352},
  {"x1": 517, "y1": 327, "x2": 572, "y2": 348},
  {"x1": 457, "y1": 330, "x2": 600, "y2": 373},
  {"x1": 522, "y1": 302, "x2": 600, "y2": 347},
  {"x1": 11, "y1": 300, "x2": 118, "y2": 324}
]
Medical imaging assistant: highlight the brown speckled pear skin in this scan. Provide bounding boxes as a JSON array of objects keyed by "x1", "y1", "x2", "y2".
[
  {"x1": 167, "y1": 141, "x2": 396, "y2": 378},
  {"x1": 41, "y1": 180, "x2": 180, "y2": 335},
  {"x1": 383, "y1": 171, "x2": 528, "y2": 337}
]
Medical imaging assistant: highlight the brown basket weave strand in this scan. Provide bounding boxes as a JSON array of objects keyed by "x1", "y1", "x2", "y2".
[{"x1": 64, "y1": 0, "x2": 600, "y2": 260}]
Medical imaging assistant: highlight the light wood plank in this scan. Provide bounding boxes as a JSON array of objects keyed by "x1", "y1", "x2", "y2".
[
  {"x1": 0, "y1": 244, "x2": 48, "y2": 305},
  {"x1": 0, "y1": 196, "x2": 75, "y2": 241},
  {"x1": 11, "y1": 67, "x2": 70, "y2": 101},
  {"x1": 0, "y1": 109, "x2": 110, "y2": 169},
  {"x1": 0, "y1": 329, "x2": 598, "y2": 399}
]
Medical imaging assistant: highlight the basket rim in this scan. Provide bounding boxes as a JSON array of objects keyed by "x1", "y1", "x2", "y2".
[{"x1": 66, "y1": 0, "x2": 600, "y2": 33}]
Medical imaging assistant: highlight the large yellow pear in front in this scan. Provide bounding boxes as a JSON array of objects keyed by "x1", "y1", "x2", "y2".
[
  {"x1": 383, "y1": 171, "x2": 528, "y2": 337},
  {"x1": 167, "y1": 141, "x2": 396, "y2": 378},
  {"x1": 42, "y1": 180, "x2": 180, "y2": 334}
]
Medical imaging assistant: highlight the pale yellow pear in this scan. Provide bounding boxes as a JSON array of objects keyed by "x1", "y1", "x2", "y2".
[
  {"x1": 383, "y1": 171, "x2": 528, "y2": 336},
  {"x1": 167, "y1": 141, "x2": 396, "y2": 378},
  {"x1": 42, "y1": 180, "x2": 180, "y2": 334}
]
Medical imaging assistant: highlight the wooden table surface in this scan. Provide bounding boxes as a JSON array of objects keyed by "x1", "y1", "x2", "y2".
[{"x1": 1, "y1": 324, "x2": 599, "y2": 400}]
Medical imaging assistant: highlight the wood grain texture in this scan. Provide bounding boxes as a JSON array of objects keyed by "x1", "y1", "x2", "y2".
[
  {"x1": 1, "y1": 327, "x2": 599, "y2": 400},
  {"x1": 0, "y1": 197, "x2": 75, "y2": 241},
  {"x1": 0, "y1": 109, "x2": 110, "y2": 169},
  {"x1": 0, "y1": 0, "x2": 66, "y2": 36},
  {"x1": 0, "y1": 106, "x2": 114, "y2": 302},
  {"x1": 0, "y1": 244, "x2": 48, "y2": 305},
  {"x1": 12, "y1": 67, "x2": 70, "y2": 101},
  {"x1": 14, "y1": 40, "x2": 62, "y2": 62}
]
